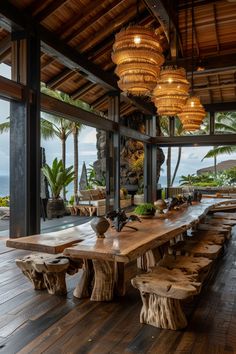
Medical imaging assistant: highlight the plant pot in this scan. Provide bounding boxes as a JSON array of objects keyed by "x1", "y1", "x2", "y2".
[
  {"x1": 47, "y1": 198, "x2": 65, "y2": 219},
  {"x1": 135, "y1": 213, "x2": 155, "y2": 219}
]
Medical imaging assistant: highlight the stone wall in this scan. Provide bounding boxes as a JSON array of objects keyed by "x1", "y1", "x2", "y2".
[{"x1": 93, "y1": 114, "x2": 165, "y2": 191}]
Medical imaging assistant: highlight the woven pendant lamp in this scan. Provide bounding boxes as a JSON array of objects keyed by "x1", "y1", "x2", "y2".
[
  {"x1": 177, "y1": 0, "x2": 206, "y2": 131},
  {"x1": 178, "y1": 96, "x2": 206, "y2": 131},
  {"x1": 112, "y1": 26, "x2": 164, "y2": 96},
  {"x1": 152, "y1": 66, "x2": 189, "y2": 115}
]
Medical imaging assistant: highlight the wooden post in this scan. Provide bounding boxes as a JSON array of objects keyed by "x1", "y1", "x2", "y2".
[
  {"x1": 107, "y1": 92, "x2": 120, "y2": 211},
  {"x1": 10, "y1": 30, "x2": 41, "y2": 237},
  {"x1": 144, "y1": 115, "x2": 157, "y2": 203}
]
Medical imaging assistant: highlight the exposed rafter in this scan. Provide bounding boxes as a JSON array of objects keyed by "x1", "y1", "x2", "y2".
[
  {"x1": 64, "y1": 0, "x2": 125, "y2": 44},
  {"x1": 0, "y1": 34, "x2": 11, "y2": 56},
  {"x1": 33, "y1": 0, "x2": 69, "y2": 22},
  {"x1": 71, "y1": 82, "x2": 96, "y2": 100},
  {"x1": 167, "y1": 53, "x2": 236, "y2": 73},
  {"x1": 0, "y1": 0, "x2": 155, "y2": 115},
  {"x1": 154, "y1": 134, "x2": 236, "y2": 147}
]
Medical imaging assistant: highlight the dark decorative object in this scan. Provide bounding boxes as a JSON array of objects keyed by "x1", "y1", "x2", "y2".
[
  {"x1": 91, "y1": 216, "x2": 110, "y2": 238},
  {"x1": 168, "y1": 195, "x2": 190, "y2": 210},
  {"x1": 106, "y1": 209, "x2": 141, "y2": 232},
  {"x1": 193, "y1": 190, "x2": 202, "y2": 202},
  {"x1": 187, "y1": 195, "x2": 193, "y2": 206}
]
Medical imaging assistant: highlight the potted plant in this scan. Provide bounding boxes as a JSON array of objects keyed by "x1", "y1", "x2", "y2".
[
  {"x1": 42, "y1": 158, "x2": 74, "y2": 219},
  {"x1": 134, "y1": 203, "x2": 156, "y2": 218}
]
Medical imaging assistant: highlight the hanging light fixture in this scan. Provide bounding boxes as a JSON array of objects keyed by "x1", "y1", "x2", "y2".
[
  {"x1": 152, "y1": 66, "x2": 189, "y2": 115},
  {"x1": 112, "y1": 25, "x2": 164, "y2": 96},
  {"x1": 178, "y1": 96, "x2": 206, "y2": 131},
  {"x1": 177, "y1": 0, "x2": 206, "y2": 131}
]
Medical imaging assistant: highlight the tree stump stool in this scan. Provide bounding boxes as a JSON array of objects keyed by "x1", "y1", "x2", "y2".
[
  {"x1": 131, "y1": 267, "x2": 201, "y2": 330},
  {"x1": 169, "y1": 240, "x2": 223, "y2": 260},
  {"x1": 16, "y1": 254, "x2": 71, "y2": 295},
  {"x1": 157, "y1": 254, "x2": 212, "y2": 282},
  {"x1": 196, "y1": 224, "x2": 231, "y2": 239},
  {"x1": 187, "y1": 231, "x2": 226, "y2": 245}
]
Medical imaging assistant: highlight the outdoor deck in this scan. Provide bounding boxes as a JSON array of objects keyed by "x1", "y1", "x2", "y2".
[{"x1": 0, "y1": 228, "x2": 236, "y2": 353}]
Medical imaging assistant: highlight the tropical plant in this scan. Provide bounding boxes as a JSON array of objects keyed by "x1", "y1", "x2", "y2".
[
  {"x1": 86, "y1": 164, "x2": 106, "y2": 189},
  {"x1": 134, "y1": 203, "x2": 156, "y2": 216},
  {"x1": 42, "y1": 158, "x2": 74, "y2": 199},
  {"x1": 202, "y1": 112, "x2": 236, "y2": 161},
  {"x1": 0, "y1": 196, "x2": 9, "y2": 207},
  {"x1": 179, "y1": 174, "x2": 198, "y2": 186}
]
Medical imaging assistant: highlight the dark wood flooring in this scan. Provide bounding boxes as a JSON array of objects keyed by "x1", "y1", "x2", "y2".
[{"x1": 0, "y1": 229, "x2": 236, "y2": 354}]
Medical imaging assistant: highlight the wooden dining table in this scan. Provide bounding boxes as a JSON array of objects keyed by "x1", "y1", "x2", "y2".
[
  {"x1": 63, "y1": 198, "x2": 236, "y2": 301},
  {"x1": 6, "y1": 198, "x2": 236, "y2": 301}
]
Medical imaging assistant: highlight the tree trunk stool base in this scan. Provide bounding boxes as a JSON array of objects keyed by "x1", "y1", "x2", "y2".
[
  {"x1": 131, "y1": 267, "x2": 201, "y2": 330},
  {"x1": 168, "y1": 240, "x2": 223, "y2": 260},
  {"x1": 16, "y1": 254, "x2": 74, "y2": 295}
]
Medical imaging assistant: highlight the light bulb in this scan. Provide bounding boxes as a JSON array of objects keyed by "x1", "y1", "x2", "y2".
[
  {"x1": 191, "y1": 101, "x2": 195, "y2": 107},
  {"x1": 168, "y1": 77, "x2": 173, "y2": 83},
  {"x1": 134, "y1": 36, "x2": 141, "y2": 44}
]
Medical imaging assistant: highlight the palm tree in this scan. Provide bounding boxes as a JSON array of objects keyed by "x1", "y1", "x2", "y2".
[
  {"x1": 0, "y1": 86, "x2": 84, "y2": 201},
  {"x1": 160, "y1": 117, "x2": 184, "y2": 186},
  {"x1": 202, "y1": 112, "x2": 236, "y2": 161}
]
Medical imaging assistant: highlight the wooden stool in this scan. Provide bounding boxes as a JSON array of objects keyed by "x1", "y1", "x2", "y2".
[
  {"x1": 131, "y1": 267, "x2": 201, "y2": 330},
  {"x1": 16, "y1": 254, "x2": 70, "y2": 295},
  {"x1": 169, "y1": 240, "x2": 223, "y2": 260},
  {"x1": 157, "y1": 254, "x2": 212, "y2": 281}
]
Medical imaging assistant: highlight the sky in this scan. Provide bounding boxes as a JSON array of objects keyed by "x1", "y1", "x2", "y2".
[{"x1": 0, "y1": 63, "x2": 236, "y2": 182}]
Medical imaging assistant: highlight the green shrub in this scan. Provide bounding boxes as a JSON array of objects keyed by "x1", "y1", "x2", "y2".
[
  {"x1": 0, "y1": 196, "x2": 9, "y2": 207},
  {"x1": 134, "y1": 203, "x2": 156, "y2": 215}
]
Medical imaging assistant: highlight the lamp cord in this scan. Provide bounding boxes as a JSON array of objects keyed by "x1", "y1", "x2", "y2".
[{"x1": 191, "y1": 0, "x2": 194, "y2": 94}]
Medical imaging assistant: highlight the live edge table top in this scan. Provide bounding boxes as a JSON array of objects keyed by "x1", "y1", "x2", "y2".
[{"x1": 6, "y1": 199, "x2": 236, "y2": 261}]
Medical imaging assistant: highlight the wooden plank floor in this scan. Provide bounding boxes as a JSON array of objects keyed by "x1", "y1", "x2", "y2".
[{"x1": 0, "y1": 230, "x2": 236, "y2": 354}]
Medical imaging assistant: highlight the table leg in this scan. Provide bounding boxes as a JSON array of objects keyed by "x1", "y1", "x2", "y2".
[
  {"x1": 90, "y1": 259, "x2": 114, "y2": 301},
  {"x1": 73, "y1": 259, "x2": 94, "y2": 298}
]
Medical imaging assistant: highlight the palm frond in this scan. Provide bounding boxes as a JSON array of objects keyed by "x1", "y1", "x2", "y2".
[
  {"x1": 202, "y1": 145, "x2": 236, "y2": 159},
  {"x1": 0, "y1": 120, "x2": 10, "y2": 133}
]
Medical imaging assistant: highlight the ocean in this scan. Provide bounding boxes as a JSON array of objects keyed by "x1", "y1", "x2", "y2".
[{"x1": 0, "y1": 174, "x2": 181, "y2": 198}]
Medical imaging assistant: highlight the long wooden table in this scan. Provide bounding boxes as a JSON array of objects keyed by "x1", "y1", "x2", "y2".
[{"x1": 6, "y1": 199, "x2": 236, "y2": 301}]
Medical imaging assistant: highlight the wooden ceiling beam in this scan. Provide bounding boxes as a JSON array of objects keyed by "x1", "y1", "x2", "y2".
[
  {"x1": 154, "y1": 133, "x2": 236, "y2": 147},
  {"x1": 212, "y1": 3, "x2": 220, "y2": 53},
  {"x1": 34, "y1": 0, "x2": 69, "y2": 22},
  {"x1": 194, "y1": 82, "x2": 236, "y2": 91},
  {"x1": 91, "y1": 94, "x2": 108, "y2": 109},
  {"x1": 167, "y1": 53, "x2": 236, "y2": 73},
  {"x1": 178, "y1": 0, "x2": 222, "y2": 11},
  {"x1": 46, "y1": 68, "x2": 76, "y2": 89},
  {"x1": 76, "y1": 3, "x2": 146, "y2": 53},
  {"x1": 64, "y1": 0, "x2": 126, "y2": 44},
  {"x1": 0, "y1": 34, "x2": 11, "y2": 56},
  {"x1": 0, "y1": 75, "x2": 23, "y2": 101},
  {"x1": 70, "y1": 82, "x2": 96, "y2": 100},
  {"x1": 143, "y1": 0, "x2": 183, "y2": 56},
  {"x1": 86, "y1": 13, "x2": 153, "y2": 60},
  {"x1": 57, "y1": 0, "x2": 109, "y2": 38},
  {"x1": 0, "y1": 0, "x2": 156, "y2": 115},
  {"x1": 0, "y1": 47, "x2": 11, "y2": 63},
  {"x1": 26, "y1": 0, "x2": 51, "y2": 17}
]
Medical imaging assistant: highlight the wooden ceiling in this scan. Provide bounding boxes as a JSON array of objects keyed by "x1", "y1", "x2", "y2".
[{"x1": 0, "y1": 0, "x2": 235, "y2": 115}]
